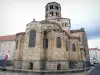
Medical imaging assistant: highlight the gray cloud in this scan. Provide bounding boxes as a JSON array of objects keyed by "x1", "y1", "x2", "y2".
[
  {"x1": 85, "y1": 20, "x2": 100, "y2": 39},
  {"x1": 72, "y1": 27, "x2": 100, "y2": 40},
  {"x1": 71, "y1": 19, "x2": 100, "y2": 40},
  {"x1": 86, "y1": 27, "x2": 100, "y2": 39}
]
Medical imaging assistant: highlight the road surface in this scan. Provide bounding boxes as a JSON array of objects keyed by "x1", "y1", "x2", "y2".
[{"x1": 87, "y1": 64, "x2": 100, "y2": 75}]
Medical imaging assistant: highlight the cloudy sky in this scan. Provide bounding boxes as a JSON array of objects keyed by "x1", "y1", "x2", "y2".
[{"x1": 0, "y1": 0, "x2": 100, "y2": 48}]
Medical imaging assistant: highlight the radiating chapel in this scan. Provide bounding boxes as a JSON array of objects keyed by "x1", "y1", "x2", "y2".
[{"x1": 14, "y1": 2, "x2": 89, "y2": 70}]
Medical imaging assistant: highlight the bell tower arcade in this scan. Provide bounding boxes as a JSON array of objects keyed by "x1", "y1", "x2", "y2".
[{"x1": 45, "y1": 2, "x2": 61, "y2": 20}]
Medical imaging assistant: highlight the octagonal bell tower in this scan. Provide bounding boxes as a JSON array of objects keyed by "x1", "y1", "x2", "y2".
[{"x1": 45, "y1": 2, "x2": 61, "y2": 20}]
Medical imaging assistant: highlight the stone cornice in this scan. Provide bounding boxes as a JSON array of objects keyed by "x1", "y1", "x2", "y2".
[
  {"x1": 16, "y1": 32, "x2": 25, "y2": 36},
  {"x1": 46, "y1": 2, "x2": 61, "y2": 7},
  {"x1": 40, "y1": 20, "x2": 61, "y2": 29},
  {"x1": 42, "y1": 29, "x2": 69, "y2": 36},
  {"x1": 68, "y1": 36, "x2": 80, "y2": 40},
  {"x1": 40, "y1": 29, "x2": 80, "y2": 41},
  {"x1": 50, "y1": 17, "x2": 70, "y2": 20}
]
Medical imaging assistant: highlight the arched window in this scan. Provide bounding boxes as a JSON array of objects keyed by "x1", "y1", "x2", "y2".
[
  {"x1": 57, "y1": 64, "x2": 61, "y2": 70},
  {"x1": 29, "y1": 62, "x2": 33, "y2": 70},
  {"x1": 50, "y1": 12, "x2": 52, "y2": 16},
  {"x1": 50, "y1": 5, "x2": 53, "y2": 9},
  {"x1": 56, "y1": 12, "x2": 59, "y2": 17},
  {"x1": 66, "y1": 39, "x2": 68, "y2": 51},
  {"x1": 29, "y1": 30, "x2": 36, "y2": 47},
  {"x1": 56, "y1": 37, "x2": 61, "y2": 48},
  {"x1": 49, "y1": 12, "x2": 53, "y2": 16},
  {"x1": 72, "y1": 43, "x2": 76, "y2": 51},
  {"x1": 51, "y1": 5, "x2": 53, "y2": 9}
]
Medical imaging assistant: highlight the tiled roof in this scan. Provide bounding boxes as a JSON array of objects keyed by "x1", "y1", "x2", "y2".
[
  {"x1": 46, "y1": 2, "x2": 60, "y2": 6},
  {"x1": 0, "y1": 34, "x2": 16, "y2": 41},
  {"x1": 89, "y1": 48, "x2": 98, "y2": 50},
  {"x1": 70, "y1": 28, "x2": 85, "y2": 33}
]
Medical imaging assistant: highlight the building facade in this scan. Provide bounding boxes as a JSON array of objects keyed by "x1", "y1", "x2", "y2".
[
  {"x1": 0, "y1": 35, "x2": 16, "y2": 60},
  {"x1": 14, "y1": 2, "x2": 89, "y2": 70},
  {"x1": 89, "y1": 48, "x2": 100, "y2": 65}
]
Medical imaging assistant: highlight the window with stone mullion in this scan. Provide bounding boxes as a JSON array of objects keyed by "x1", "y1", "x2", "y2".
[{"x1": 29, "y1": 30, "x2": 36, "y2": 47}]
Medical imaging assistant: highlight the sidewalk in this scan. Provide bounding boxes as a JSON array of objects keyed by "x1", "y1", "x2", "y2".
[
  {"x1": 0, "y1": 66, "x2": 89, "y2": 75},
  {"x1": 3, "y1": 66, "x2": 91, "y2": 72}
]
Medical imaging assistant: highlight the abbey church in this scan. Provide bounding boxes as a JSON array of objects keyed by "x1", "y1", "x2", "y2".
[{"x1": 14, "y1": 2, "x2": 89, "y2": 70}]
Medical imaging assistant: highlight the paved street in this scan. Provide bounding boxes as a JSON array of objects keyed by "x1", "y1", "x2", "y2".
[
  {"x1": 0, "y1": 70, "x2": 86, "y2": 75},
  {"x1": 87, "y1": 64, "x2": 100, "y2": 75}
]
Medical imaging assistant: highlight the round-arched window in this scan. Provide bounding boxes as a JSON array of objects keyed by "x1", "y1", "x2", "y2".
[
  {"x1": 72, "y1": 43, "x2": 76, "y2": 51},
  {"x1": 29, "y1": 30, "x2": 36, "y2": 47},
  {"x1": 56, "y1": 37, "x2": 61, "y2": 48}
]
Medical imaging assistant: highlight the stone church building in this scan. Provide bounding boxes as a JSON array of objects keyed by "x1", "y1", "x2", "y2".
[{"x1": 14, "y1": 2, "x2": 89, "y2": 70}]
